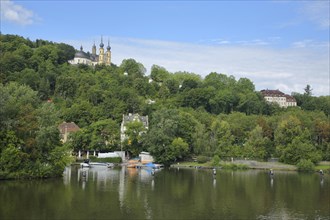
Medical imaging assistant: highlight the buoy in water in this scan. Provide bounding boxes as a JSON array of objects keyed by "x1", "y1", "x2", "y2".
[{"x1": 269, "y1": 169, "x2": 274, "y2": 176}]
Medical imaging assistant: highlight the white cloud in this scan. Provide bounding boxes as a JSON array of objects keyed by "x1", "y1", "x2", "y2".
[
  {"x1": 292, "y1": 39, "x2": 330, "y2": 48},
  {"x1": 301, "y1": 1, "x2": 330, "y2": 29},
  {"x1": 0, "y1": 0, "x2": 38, "y2": 25},
  {"x1": 199, "y1": 38, "x2": 278, "y2": 46},
  {"x1": 64, "y1": 37, "x2": 329, "y2": 96}
]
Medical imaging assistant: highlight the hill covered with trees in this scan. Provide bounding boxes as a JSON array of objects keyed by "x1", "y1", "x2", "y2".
[{"x1": 0, "y1": 34, "x2": 329, "y2": 178}]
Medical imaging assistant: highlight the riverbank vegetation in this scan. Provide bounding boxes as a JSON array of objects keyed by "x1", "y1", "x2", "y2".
[{"x1": 1, "y1": 34, "x2": 329, "y2": 178}]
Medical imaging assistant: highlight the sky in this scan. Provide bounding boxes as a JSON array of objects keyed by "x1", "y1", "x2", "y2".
[{"x1": 1, "y1": 0, "x2": 329, "y2": 96}]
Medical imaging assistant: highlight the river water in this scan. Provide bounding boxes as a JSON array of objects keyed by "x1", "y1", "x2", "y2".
[{"x1": 0, "y1": 166, "x2": 329, "y2": 220}]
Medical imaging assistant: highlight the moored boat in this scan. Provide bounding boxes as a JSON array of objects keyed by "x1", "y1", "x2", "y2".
[{"x1": 80, "y1": 159, "x2": 90, "y2": 168}]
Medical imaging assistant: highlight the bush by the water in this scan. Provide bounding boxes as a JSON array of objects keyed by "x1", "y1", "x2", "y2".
[
  {"x1": 89, "y1": 156, "x2": 122, "y2": 163},
  {"x1": 212, "y1": 155, "x2": 220, "y2": 166},
  {"x1": 297, "y1": 159, "x2": 315, "y2": 172},
  {"x1": 197, "y1": 155, "x2": 209, "y2": 164},
  {"x1": 220, "y1": 162, "x2": 249, "y2": 170}
]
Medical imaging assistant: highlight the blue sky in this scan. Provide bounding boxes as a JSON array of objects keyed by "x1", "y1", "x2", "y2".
[{"x1": 1, "y1": 0, "x2": 329, "y2": 96}]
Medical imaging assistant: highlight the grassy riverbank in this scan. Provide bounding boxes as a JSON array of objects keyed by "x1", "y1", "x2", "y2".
[
  {"x1": 315, "y1": 161, "x2": 330, "y2": 172},
  {"x1": 171, "y1": 160, "x2": 330, "y2": 173}
]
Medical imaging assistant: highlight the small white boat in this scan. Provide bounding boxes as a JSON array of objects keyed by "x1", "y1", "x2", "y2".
[
  {"x1": 89, "y1": 162, "x2": 115, "y2": 168},
  {"x1": 80, "y1": 159, "x2": 90, "y2": 168},
  {"x1": 89, "y1": 162, "x2": 107, "y2": 166},
  {"x1": 107, "y1": 163, "x2": 115, "y2": 168},
  {"x1": 80, "y1": 162, "x2": 90, "y2": 168},
  {"x1": 79, "y1": 159, "x2": 114, "y2": 168}
]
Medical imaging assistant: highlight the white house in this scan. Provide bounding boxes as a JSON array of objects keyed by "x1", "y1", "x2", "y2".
[
  {"x1": 120, "y1": 113, "x2": 149, "y2": 143},
  {"x1": 261, "y1": 89, "x2": 297, "y2": 108}
]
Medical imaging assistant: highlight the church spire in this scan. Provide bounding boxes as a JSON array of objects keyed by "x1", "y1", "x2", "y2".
[
  {"x1": 107, "y1": 39, "x2": 111, "y2": 51},
  {"x1": 100, "y1": 36, "x2": 104, "y2": 48},
  {"x1": 92, "y1": 40, "x2": 96, "y2": 55},
  {"x1": 99, "y1": 36, "x2": 105, "y2": 64}
]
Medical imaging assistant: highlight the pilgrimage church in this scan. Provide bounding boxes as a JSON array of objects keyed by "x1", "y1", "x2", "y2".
[{"x1": 69, "y1": 37, "x2": 111, "y2": 66}]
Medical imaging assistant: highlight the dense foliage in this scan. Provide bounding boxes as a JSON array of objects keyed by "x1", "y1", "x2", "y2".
[{"x1": 1, "y1": 34, "x2": 329, "y2": 177}]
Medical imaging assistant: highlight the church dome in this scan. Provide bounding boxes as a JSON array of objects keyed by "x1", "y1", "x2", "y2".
[
  {"x1": 107, "y1": 45, "x2": 111, "y2": 50},
  {"x1": 100, "y1": 42, "x2": 104, "y2": 48},
  {"x1": 75, "y1": 50, "x2": 89, "y2": 59}
]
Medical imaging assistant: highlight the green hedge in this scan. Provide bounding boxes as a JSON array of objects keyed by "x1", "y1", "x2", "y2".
[
  {"x1": 197, "y1": 155, "x2": 209, "y2": 164},
  {"x1": 297, "y1": 159, "x2": 315, "y2": 172},
  {"x1": 220, "y1": 163, "x2": 249, "y2": 170}
]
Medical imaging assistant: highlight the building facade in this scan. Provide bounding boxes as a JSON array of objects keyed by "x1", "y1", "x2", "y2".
[
  {"x1": 58, "y1": 122, "x2": 80, "y2": 143},
  {"x1": 260, "y1": 89, "x2": 297, "y2": 108},
  {"x1": 120, "y1": 113, "x2": 149, "y2": 143},
  {"x1": 68, "y1": 37, "x2": 111, "y2": 66}
]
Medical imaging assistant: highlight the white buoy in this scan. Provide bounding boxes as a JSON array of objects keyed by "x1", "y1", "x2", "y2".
[
  {"x1": 213, "y1": 168, "x2": 216, "y2": 175},
  {"x1": 269, "y1": 169, "x2": 274, "y2": 176}
]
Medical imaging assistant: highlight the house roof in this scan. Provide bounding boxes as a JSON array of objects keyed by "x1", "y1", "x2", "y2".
[
  {"x1": 285, "y1": 94, "x2": 296, "y2": 102},
  {"x1": 58, "y1": 122, "x2": 80, "y2": 134},
  {"x1": 260, "y1": 89, "x2": 285, "y2": 97},
  {"x1": 122, "y1": 113, "x2": 148, "y2": 128},
  {"x1": 260, "y1": 89, "x2": 296, "y2": 101}
]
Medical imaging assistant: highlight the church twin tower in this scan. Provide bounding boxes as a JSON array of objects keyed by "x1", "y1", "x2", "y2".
[
  {"x1": 69, "y1": 36, "x2": 111, "y2": 66},
  {"x1": 93, "y1": 36, "x2": 111, "y2": 65}
]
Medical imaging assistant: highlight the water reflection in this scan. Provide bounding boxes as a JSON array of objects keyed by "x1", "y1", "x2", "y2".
[
  {"x1": 270, "y1": 176, "x2": 274, "y2": 188},
  {"x1": 2, "y1": 166, "x2": 328, "y2": 220},
  {"x1": 151, "y1": 179, "x2": 155, "y2": 191},
  {"x1": 320, "y1": 176, "x2": 324, "y2": 187},
  {"x1": 66, "y1": 165, "x2": 161, "y2": 216},
  {"x1": 119, "y1": 166, "x2": 125, "y2": 210},
  {"x1": 63, "y1": 166, "x2": 71, "y2": 185}
]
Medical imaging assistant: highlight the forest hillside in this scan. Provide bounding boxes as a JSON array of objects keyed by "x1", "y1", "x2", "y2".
[{"x1": 1, "y1": 34, "x2": 329, "y2": 178}]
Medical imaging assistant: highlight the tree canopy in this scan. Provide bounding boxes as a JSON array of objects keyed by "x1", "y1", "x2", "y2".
[{"x1": 1, "y1": 34, "x2": 329, "y2": 178}]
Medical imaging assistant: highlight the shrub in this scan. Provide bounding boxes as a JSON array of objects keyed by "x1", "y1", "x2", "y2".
[
  {"x1": 212, "y1": 155, "x2": 220, "y2": 166},
  {"x1": 196, "y1": 155, "x2": 209, "y2": 164},
  {"x1": 220, "y1": 163, "x2": 248, "y2": 170},
  {"x1": 297, "y1": 159, "x2": 315, "y2": 172}
]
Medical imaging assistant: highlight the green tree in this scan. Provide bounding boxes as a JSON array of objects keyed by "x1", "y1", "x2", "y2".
[
  {"x1": 244, "y1": 125, "x2": 270, "y2": 160},
  {"x1": 89, "y1": 119, "x2": 120, "y2": 151},
  {"x1": 63, "y1": 100, "x2": 93, "y2": 127},
  {"x1": 35, "y1": 102, "x2": 61, "y2": 161},
  {"x1": 275, "y1": 116, "x2": 322, "y2": 164},
  {"x1": 212, "y1": 155, "x2": 220, "y2": 166},
  {"x1": 150, "y1": 65, "x2": 170, "y2": 82},
  {"x1": 0, "y1": 145, "x2": 29, "y2": 174},
  {"x1": 67, "y1": 129, "x2": 91, "y2": 153},
  {"x1": 204, "y1": 72, "x2": 236, "y2": 90},
  {"x1": 191, "y1": 123, "x2": 208, "y2": 155},
  {"x1": 167, "y1": 137, "x2": 189, "y2": 162},
  {"x1": 123, "y1": 121, "x2": 146, "y2": 157},
  {"x1": 55, "y1": 75, "x2": 78, "y2": 99},
  {"x1": 18, "y1": 68, "x2": 40, "y2": 91},
  {"x1": 277, "y1": 132, "x2": 321, "y2": 164},
  {"x1": 213, "y1": 121, "x2": 235, "y2": 158},
  {"x1": 120, "y1": 59, "x2": 146, "y2": 78},
  {"x1": 304, "y1": 84, "x2": 313, "y2": 96},
  {"x1": 145, "y1": 109, "x2": 180, "y2": 164}
]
